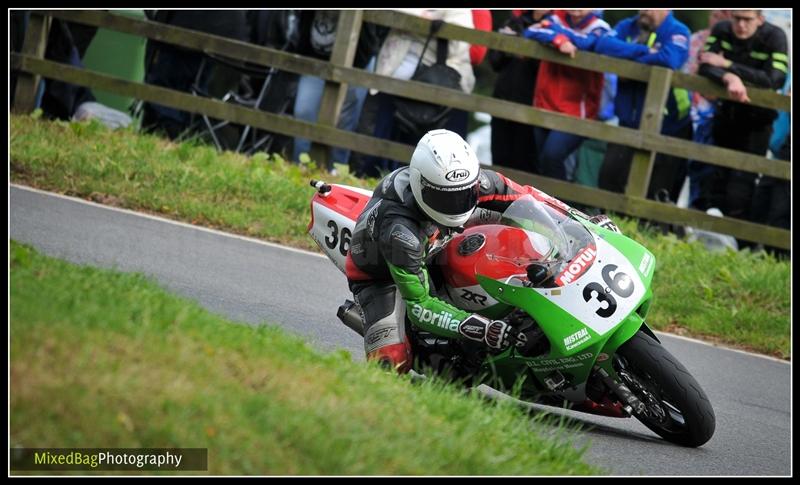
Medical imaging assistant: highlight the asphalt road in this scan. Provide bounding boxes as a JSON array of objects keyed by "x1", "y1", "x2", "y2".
[{"x1": 10, "y1": 185, "x2": 792, "y2": 476}]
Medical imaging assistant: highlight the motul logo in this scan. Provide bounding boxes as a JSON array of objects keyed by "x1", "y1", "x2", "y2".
[
  {"x1": 556, "y1": 245, "x2": 597, "y2": 286},
  {"x1": 445, "y1": 169, "x2": 470, "y2": 182}
]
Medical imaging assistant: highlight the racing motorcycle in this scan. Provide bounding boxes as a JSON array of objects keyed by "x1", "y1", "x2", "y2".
[{"x1": 308, "y1": 179, "x2": 715, "y2": 447}]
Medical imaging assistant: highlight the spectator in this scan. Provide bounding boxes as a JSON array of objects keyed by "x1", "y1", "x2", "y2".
[
  {"x1": 523, "y1": 10, "x2": 611, "y2": 182},
  {"x1": 572, "y1": 71, "x2": 618, "y2": 191},
  {"x1": 359, "y1": 9, "x2": 475, "y2": 178},
  {"x1": 695, "y1": 9, "x2": 788, "y2": 236},
  {"x1": 683, "y1": 10, "x2": 732, "y2": 207},
  {"x1": 443, "y1": 9, "x2": 493, "y2": 139},
  {"x1": 244, "y1": 10, "x2": 302, "y2": 157},
  {"x1": 291, "y1": 11, "x2": 384, "y2": 170},
  {"x1": 141, "y1": 10, "x2": 251, "y2": 139},
  {"x1": 684, "y1": 10, "x2": 732, "y2": 76},
  {"x1": 750, "y1": 73, "x2": 790, "y2": 257},
  {"x1": 11, "y1": 13, "x2": 98, "y2": 120},
  {"x1": 469, "y1": 9, "x2": 493, "y2": 66},
  {"x1": 594, "y1": 10, "x2": 693, "y2": 203},
  {"x1": 11, "y1": 13, "x2": 133, "y2": 129},
  {"x1": 486, "y1": 10, "x2": 549, "y2": 173}
]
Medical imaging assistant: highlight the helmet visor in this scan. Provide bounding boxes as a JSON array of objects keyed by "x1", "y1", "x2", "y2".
[{"x1": 420, "y1": 177, "x2": 479, "y2": 216}]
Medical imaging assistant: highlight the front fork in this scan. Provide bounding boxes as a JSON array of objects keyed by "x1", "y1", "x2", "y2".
[
  {"x1": 593, "y1": 365, "x2": 646, "y2": 416},
  {"x1": 586, "y1": 317, "x2": 655, "y2": 417}
]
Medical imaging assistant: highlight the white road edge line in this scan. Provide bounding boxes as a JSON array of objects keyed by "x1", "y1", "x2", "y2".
[
  {"x1": 653, "y1": 331, "x2": 789, "y2": 364},
  {"x1": 10, "y1": 183, "x2": 326, "y2": 259},
  {"x1": 11, "y1": 183, "x2": 790, "y2": 365}
]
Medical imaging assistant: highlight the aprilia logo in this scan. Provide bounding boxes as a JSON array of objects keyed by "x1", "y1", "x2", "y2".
[
  {"x1": 556, "y1": 245, "x2": 597, "y2": 286},
  {"x1": 411, "y1": 304, "x2": 460, "y2": 332}
]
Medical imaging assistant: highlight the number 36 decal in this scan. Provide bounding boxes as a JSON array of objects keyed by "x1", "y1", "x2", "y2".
[
  {"x1": 582, "y1": 264, "x2": 634, "y2": 318},
  {"x1": 325, "y1": 220, "x2": 351, "y2": 257}
]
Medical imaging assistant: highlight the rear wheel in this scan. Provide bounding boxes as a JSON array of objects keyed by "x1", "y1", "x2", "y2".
[{"x1": 615, "y1": 331, "x2": 715, "y2": 447}]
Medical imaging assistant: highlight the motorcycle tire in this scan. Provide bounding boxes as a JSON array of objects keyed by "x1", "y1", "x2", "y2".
[{"x1": 615, "y1": 330, "x2": 716, "y2": 447}]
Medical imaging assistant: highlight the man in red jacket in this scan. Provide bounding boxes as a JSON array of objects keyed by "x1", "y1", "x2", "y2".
[{"x1": 523, "y1": 10, "x2": 611, "y2": 182}]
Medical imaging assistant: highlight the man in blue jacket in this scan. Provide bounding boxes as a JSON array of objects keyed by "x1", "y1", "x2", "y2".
[{"x1": 594, "y1": 10, "x2": 693, "y2": 203}]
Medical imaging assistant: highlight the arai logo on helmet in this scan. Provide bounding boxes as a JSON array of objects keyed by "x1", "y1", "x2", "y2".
[{"x1": 445, "y1": 169, "x2": 471, "y2": 182}]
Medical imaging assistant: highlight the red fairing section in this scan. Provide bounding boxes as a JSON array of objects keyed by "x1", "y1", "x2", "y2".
[
  {"x1": 573, "y1": 397, "x2": 625, "y2": 418},
  {"x1": 441, "y1": 225, "x2": 546, "y2": 289},
  {"x1": 310, "y1": 185, "x2": 371, "y2": 229},
  {"x1": 367, "y1": 340, "x2": 412, "y2": 374}
]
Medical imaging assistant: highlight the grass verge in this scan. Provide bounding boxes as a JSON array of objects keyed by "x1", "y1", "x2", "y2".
[
  {"x1": 10, "y1": 240, "x2": 601, "y2": 475},
  {"x1": 10, "y1": 114, "x2": 790, "y2": 359}
]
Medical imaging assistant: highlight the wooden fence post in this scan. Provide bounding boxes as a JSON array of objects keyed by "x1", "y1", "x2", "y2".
[
  {"x1": 12, "y1": 12, "x2": 51, "y2": 114},
  {"x1": 625, "y1": 66, "x2": 673, "y2": 199},
  {"x1": 9, "y1": 10, "x2": 791, "y2": 249},
  {"x1": 309, "y1": 10, "x2": 363, "y2": 171}
]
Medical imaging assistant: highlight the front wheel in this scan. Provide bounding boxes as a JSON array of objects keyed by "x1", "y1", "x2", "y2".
[{"x1": 614, "y1": 331, "x2": 716, "y2": 447}]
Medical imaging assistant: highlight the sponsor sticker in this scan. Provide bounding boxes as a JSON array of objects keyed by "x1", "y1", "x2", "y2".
[
  {"x1": 411, "y1": 304, "x2": 460, "y2": 332},
  {"x1": 569, "y1": 207, "x2": 590, "y2": 220},
  {"x1": 563, "y1": 328, "x2": 591, "y2": 351},
  {"x1": 555, "y1": 245, "x2": 597, "y2": 286},
  {"x1": 445, "y1": 169, "x2": 471, "y2": 183},
  {"x1": 639, "y1": 252, "x2": 653, "y2": 276},
  {"x1": 525, "y1": 352, "x2": 594, "y2": 370}
]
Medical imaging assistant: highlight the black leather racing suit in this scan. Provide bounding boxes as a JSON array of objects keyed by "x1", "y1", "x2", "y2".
[{"x1": 346, "y1": 166, "x2": 582, "y2": 370}]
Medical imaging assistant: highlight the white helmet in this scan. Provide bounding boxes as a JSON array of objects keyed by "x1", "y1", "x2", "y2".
[{"x1": 409, "y1": 129, "x2": 481, "y2": 227}]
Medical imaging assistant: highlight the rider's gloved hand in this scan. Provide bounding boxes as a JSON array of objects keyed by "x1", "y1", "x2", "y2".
[
  {"x1": 589, "y1": 214, "x2": 622, "y2": 234},
  {"x1": 458, "y1": 314, "x2": 527, "y2": 351}
]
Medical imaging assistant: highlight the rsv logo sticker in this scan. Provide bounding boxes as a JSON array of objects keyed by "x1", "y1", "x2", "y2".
[{"x1": 445, "y1": 169, "x2": 470, "y2": 182}]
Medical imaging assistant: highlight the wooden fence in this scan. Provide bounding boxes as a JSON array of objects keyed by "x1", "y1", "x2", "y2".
[{"x1": 10, "y1": 10, "x2": 791, "y2": 249}]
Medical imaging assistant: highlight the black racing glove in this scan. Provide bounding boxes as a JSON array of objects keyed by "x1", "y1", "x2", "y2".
[
  {"x1": 589, "y1": 214, "x2": 621, "y2": 234},
  {"x1": 458, "y1": 314, "x2": 527, "y2": 351}
]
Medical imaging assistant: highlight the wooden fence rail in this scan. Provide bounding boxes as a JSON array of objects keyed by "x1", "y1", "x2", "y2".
[{"x1": 10, "y1": 9, "x2": 790, "y2": 249}]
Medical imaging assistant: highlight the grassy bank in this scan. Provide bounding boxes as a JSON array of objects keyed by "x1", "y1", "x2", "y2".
[
  {"x1": 9, "y1": 114, "x2": 790, "y2": 359},
  {"x1": 10, "y1": 241, "x2": 600, "y2": 475}
]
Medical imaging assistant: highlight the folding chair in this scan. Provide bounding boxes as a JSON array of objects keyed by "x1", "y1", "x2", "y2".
[{"x1": 186, "y1": 52, "x2": 294, "y2": 154}]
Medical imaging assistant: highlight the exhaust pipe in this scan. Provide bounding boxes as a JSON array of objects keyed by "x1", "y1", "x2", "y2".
[{"x1": 337, "y1": 300, "x2": 365, "y2": 337}]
